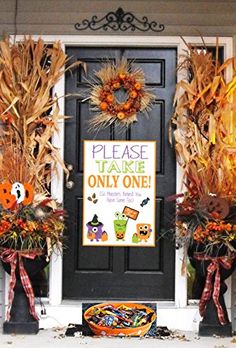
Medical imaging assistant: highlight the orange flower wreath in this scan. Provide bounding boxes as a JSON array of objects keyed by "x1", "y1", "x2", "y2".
[{"x1": 89, "y1": 59, "x2": 155, "y2": 129}]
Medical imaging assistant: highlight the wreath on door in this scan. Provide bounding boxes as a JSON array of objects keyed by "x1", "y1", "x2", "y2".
[{"x1": 88, "y1": 59, "x2": 155, "y2": 130}]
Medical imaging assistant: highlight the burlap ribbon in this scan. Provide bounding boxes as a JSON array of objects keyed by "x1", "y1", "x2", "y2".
[
  {"x1": 194, "y1": 252, "x2": 235, "y2": 325},
  {"x1": 0, "y1": 247, "x2": 43, "y2": 321}
]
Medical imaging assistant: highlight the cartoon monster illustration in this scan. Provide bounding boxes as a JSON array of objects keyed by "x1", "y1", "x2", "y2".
[
  {"x1": 113, "y1": 212, "x2": 128, "y2": 241},
  {"x1": 136, "y1": 223, "x2": 152, "y2": 242},
  {"x1": 86, "y1": 214, "x2": 107, "y2": 242}
]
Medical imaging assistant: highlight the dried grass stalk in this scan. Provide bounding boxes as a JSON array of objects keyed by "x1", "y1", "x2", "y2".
[
  {"x1": 0, "y1": 36, "x2": 83, "y2": 197},
  {"x1": 171, "y1": 42, "x2": 236, "y2": 201}
]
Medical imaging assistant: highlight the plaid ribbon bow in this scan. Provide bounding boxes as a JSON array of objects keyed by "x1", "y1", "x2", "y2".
[
  {"x1": 194, "y1": 252, "x2": 235, "y2": 325},
  {"x1": 0, "y1": 247, "x2": 43, "y2": 321}
]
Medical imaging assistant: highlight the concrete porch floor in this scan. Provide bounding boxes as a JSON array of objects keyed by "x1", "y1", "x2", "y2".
[{"x1": 1, "y1": 329, "x2": 236, "y2": 348}]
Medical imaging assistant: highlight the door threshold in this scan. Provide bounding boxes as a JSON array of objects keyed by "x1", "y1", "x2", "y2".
[
  {"x1": 37, "y1": 300, "x2": 200, "y2": 331},
  {"x1": 61, "y1": 299, "x2": 177, "y2": 308}
]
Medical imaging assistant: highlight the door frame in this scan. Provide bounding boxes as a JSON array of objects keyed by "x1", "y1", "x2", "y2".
[{"x1": 6, "y1": 34, "x2": 233, "y2": 329}]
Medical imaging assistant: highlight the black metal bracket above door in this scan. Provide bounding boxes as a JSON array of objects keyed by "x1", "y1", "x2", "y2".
[{"x1": 74, "y1": 7, "x2": 165, "y2": 33}]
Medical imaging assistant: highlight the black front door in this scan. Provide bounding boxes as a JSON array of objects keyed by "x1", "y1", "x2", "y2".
[{"x1": 63, "y1": 47, "x2": 176, "y2": 300}]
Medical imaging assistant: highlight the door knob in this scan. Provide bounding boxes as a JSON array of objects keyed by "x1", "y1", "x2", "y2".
[
  {"x1": 66, "y1": 164, "x2": 74, "y2": 189},
  {"x1": 66, "y1": 180, "x2": 74, "y2": 189},
  {"x1": 67, "y1": 164, "x2": 73, "y2": 171}
]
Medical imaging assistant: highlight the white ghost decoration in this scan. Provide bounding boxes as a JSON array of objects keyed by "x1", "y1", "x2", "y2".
[{"x1": 11, "y1": 182, "x2": 25, "y2": 204}]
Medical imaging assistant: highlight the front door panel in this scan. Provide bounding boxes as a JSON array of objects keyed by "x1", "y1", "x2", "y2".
[{"x1": 63, "y1": 47, "x2": 176, "y2": 300}]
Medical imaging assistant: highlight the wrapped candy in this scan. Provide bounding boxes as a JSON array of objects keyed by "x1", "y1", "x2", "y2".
[{"x1": 87, "y1": 304, "x2": 153, "y2": 328}]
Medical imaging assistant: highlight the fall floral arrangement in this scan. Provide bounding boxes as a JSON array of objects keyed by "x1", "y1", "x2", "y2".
[
  {"x1": 0, "y1": 37, "x2": 84, "y2": 328},
  {"x1": 0, "y1": 36, "x2": 81, "y2": 256},
  {"x1": 0, "y1": 198, "x2": 64, "y2": 253},
  {"x1": 89, "y1": 59, "x2": 154, "y2": 129},
  {"x1": 170, "y1": 39, "x2": 236, "y2": 255}
]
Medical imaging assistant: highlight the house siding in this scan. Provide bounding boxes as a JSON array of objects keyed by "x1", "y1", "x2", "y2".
[{"x1": 0, "y1": 0, "x2": 235, "y2": 37}]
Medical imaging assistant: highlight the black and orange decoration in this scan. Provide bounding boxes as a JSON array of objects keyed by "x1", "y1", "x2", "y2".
[
  {"x1": 0, "y1": 182, "x2": 34, "y2": 209},
  {"x1": 89, "y1": 59, "x2": 155, "y2": 129}
]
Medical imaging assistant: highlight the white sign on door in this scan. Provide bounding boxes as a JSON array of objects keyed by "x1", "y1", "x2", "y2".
[{"x1": 83, "y1": 140, "x2": 156, "y2": 247}]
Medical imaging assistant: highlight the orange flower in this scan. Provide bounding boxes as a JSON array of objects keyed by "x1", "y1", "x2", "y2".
[
  {"x1": 100, "y1": 102, "x2": 108, "y2": 111},
  {"x1": 2, "y1": 220, "x2": 11, "y2": 229},
  {"x1": 0, "y1": 220, "x2": 11, "y2": 235},
  {"x1": 112, "y1": 81, "x2": 121, "y2": 89},
  {"x1": 117, "y1": 112, "x2": 126, "y2": 120},
  {"x1": 224, "y1": 223, "x2": 232, "y2": 231},
  {"x1": 193, "y1": 226, "x2": 203, "y2": 241},
  {"x1": 129, "y1": 90, "x2": 138, "y2": 99},
  {"x1": 106, "y1": 94, "x2": 114, "y2": 103},
  {"x1": 206, "y1": 221, "x2": 232, "y2": 233},
  {"x1": 26, "y1": 221, "x2": 35, "y2": 232},
  {"x1": 17, "y1": 220, "x2": 27, "y2": 229},
  {"x1": 42, "y1": 224, "x2": 49, "y2": 233},
  {"x1": 123, "y1": 101, "x2": 132, "y2": 111},
  {"x1": 118, "y1": 72, "x2": 126, "y2": 80},
  {"x1": 134, "y1": 82, "x2": 142, "y2": 90}
]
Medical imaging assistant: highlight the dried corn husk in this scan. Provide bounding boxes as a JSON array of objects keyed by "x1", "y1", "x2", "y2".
[
  {"x1": 0, "y1": 36, "x2": 83, "y2": 197},
  {"x1": 171, "y1": 40, "x2": 236, "y2": 201}
]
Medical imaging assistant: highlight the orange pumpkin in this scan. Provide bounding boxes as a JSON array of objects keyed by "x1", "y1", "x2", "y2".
[
  {"x1": 88, "y1": 232, "x2": 96, "y2": 240},
  {"x1": 0, "y1": 182, "x2": 16, "y2": 209},
  {"x1": 101, "y1": 232, "x2": 108, "y2": 241},
  {"x1": 22, "y1": 183, "x2": 34, "y2": 206}
]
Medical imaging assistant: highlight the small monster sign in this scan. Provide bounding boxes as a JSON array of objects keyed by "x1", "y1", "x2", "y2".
[{"x1": 83, "y1": 140, "x2": 156, "y2": 247}]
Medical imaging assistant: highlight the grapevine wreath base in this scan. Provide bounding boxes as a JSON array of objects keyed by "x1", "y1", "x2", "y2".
[{"x1": 89, "y1": 59, "x2": 155, "y2": 130}]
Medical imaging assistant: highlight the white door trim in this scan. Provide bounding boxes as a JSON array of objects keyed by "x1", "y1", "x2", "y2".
[{"x1": 6, "y1": 35, "x2": 233, "y2": 328}]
